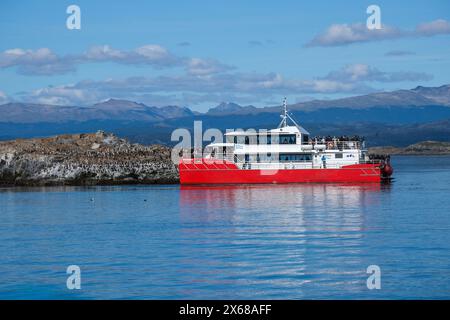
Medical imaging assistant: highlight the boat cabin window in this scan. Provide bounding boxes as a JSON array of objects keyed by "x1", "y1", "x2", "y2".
[
  {"x1": 302, "y1": 134, "x2": 309, "y2": 144},
  {"x1": 335, "y1": 153, "x2": 343, "y2": 159},
  {"x1": 231, "y1": 133, "x2": 300, "y2": 145},
  {"x1": 279, "y1": 154, "x2": 312, "y2": 162},
  {"x1": 267, "y1": 134, "x2": 280, "y2": 144},
  {"x1": 232, "y1": 135, "x2": 258, "y2": 144},
  {"x1": 280, "y1": 134, "x2": 296, "y2": 144},
  {"x1": 235, "y1": 136, "x2": 245, "y2": 144}
]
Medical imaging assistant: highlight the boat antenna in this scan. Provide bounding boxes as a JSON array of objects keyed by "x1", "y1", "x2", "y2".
[
  {"x1": 278, "y1": 97, "x2": 304, "y2": 130},
  {"x1": 279, "y1": 97, "x2": 288, "y2": 128}
]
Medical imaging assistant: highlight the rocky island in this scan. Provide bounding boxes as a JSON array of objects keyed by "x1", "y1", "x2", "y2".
[
  {"x1": 369, "y1": 141, "x2": 450, "y2": 155},
  {"x1": 0, "y1": 131, "x2": 179, "y2": 186}
]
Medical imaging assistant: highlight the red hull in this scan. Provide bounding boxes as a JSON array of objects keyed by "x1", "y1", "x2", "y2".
[{"x1": 179, "y1": 159, "x2": 381, "y2": 184}]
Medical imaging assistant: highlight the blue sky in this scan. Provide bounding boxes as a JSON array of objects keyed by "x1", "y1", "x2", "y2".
[{"x1": 1, "y1": 0, "x2": 449, "y2": 111}]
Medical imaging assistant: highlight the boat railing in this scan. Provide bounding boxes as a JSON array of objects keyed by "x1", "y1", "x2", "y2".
[
  {"x1": 182, "y1": 153, "x2": 316, "y2": 169},
  {"x1": 179, "y1": 140, "x2": 363, "y2": 154},
  {"x1": 238, "y1": 162, "x2": 314, "y2": 170},
  {"x1": 360, "y1": 159, "x2": 384, "y2": 165},
  {"x1": 180, "y1": 156, "x2": 384, "y2": 171}
]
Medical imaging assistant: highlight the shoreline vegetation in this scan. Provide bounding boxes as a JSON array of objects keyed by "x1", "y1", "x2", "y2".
[{"x1": 1, "y1": 132, "x2": 450, "y2": 186}]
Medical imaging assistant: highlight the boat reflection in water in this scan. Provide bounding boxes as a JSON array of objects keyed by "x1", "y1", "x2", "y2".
[
  {"x1": 178, "y1": 183, "x2": 390, "y2": 299},
  {"x1": 180, "y1": 183, "x2": 386, "y2": 221}
]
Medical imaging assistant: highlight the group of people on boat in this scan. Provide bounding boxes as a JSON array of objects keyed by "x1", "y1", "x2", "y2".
[
  {"x1": 308, "y1": 135, "x2": 364, "y2": 150},
  {"x1": 368, "y1": 154, "x2": 391, "y2": 161},
  {"x1": 310, "y1": 135, "x2": 364, "y2": 143}
]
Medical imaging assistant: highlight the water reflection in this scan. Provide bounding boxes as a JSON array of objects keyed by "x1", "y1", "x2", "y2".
[
  {"x1": 178, "y1": 183, "x2": 386, "y2": 298},
  {"x1": 180, "y1": 183, "x2": 383, "y2": 221}
]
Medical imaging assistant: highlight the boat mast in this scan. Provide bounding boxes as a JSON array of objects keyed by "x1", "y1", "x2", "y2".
[
  {"x1": 279, "y1": 97, "x2": 288, "y2": 128},
  {"x1": 278, "y1": 97, "x2": 304, "y2": 130}
]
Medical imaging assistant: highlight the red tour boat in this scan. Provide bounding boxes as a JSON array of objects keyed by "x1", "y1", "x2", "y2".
[{"x1": 179, "y1": 99, "x2": 393, "y2": 184}]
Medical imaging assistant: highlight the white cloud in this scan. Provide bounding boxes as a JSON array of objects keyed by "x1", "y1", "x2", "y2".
[
  {"x1": 18, "y1": 69, "x2": 377, "y2": 106},
  {"x1": 0, "y1": 44, "x2": 232, "y2": 76},
  {"x1": 0, "y1": 48, "x2": 75, "y2": 75},
  {"x1": 415, "y1": 19, "x2": 450, "y2": 36},
  {"x1": 18, "y1": 61, "x2": 432, "y2": 106},
  {"x1": 26, "y1": 86, "x2": 101, "y2": 106},
  {"x1": 185, "y1": 58, "x2": 234, "y2": 76},
  {"x1": 323, "y1": 64, "x2": 433, "y2": 82},
  {"x1": 134, "y1": 45, "x2": 169, "y2": 60},
  {"x1": 306, "y1": 19, "x2": 450, "y2": 47},
  {"x1": 84, "y1": 44, "x2": 181, "y2": 67},
  {"x1": 84, "y1": 45, "x2": 127, "y2": 60},
  {"x1": 306, "y1": 23, "x2": 403, "y2": 47}
]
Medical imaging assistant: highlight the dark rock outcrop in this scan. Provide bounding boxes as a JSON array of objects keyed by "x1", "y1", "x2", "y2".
[{"x1": 0, "y1": 131, "x2": 179, "y2": 186}]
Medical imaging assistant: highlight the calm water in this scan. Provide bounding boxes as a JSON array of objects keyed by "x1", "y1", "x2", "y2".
[{"x1": 0, "y1": 156, "x2": 450, "y2": 299}]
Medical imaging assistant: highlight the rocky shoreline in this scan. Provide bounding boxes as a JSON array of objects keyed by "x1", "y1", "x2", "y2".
[
  {"x1": 0, "y1": 131, "x2": 179, "y2": 186},
  {"x1": 368, "y1": 141, "x2": 450, "y2": 155}
]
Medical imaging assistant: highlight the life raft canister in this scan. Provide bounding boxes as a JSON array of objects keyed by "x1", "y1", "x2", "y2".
[{"x1": 380, "y1": 157, "x2": 394, "y2": 177}]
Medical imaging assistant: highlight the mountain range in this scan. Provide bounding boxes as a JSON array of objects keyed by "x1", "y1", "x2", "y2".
[
  {"x1": 1, "y1": 84, "x2": 450, "y2": 146},
  {"x1": 0, "y1": 99, "x2": 195, "y2": 123},
  {"x1": 1, "y1": 85, "x2": 449, "y2": 123}
]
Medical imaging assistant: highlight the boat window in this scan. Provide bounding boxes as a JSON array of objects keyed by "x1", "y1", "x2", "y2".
[
  {"x1": 302, "y1": 134, "x2": 309, "y2": 143},
  {"x1": 335, "y1": 153, "x2": 343, "y2": 159},
  {"x1": 234, "y1": 136, "x2": 237, "y2": 144},
  {"x1": 270, "y1": 135, "x2": 278, "y2": 144},
  {"x1": 280, "y1": 134, "x2": 296, "y2": 144},
  {"x1": 279, "y1": 154, "x2": 312, "y2": 162},
  {"x1": 245, "y1": 136, "x2": 249, "y2": 145}
]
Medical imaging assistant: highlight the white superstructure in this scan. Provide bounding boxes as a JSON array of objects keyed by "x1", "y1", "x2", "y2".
[{"x1": 204, "y1": 98, "x2": 369, "y2": 170}]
